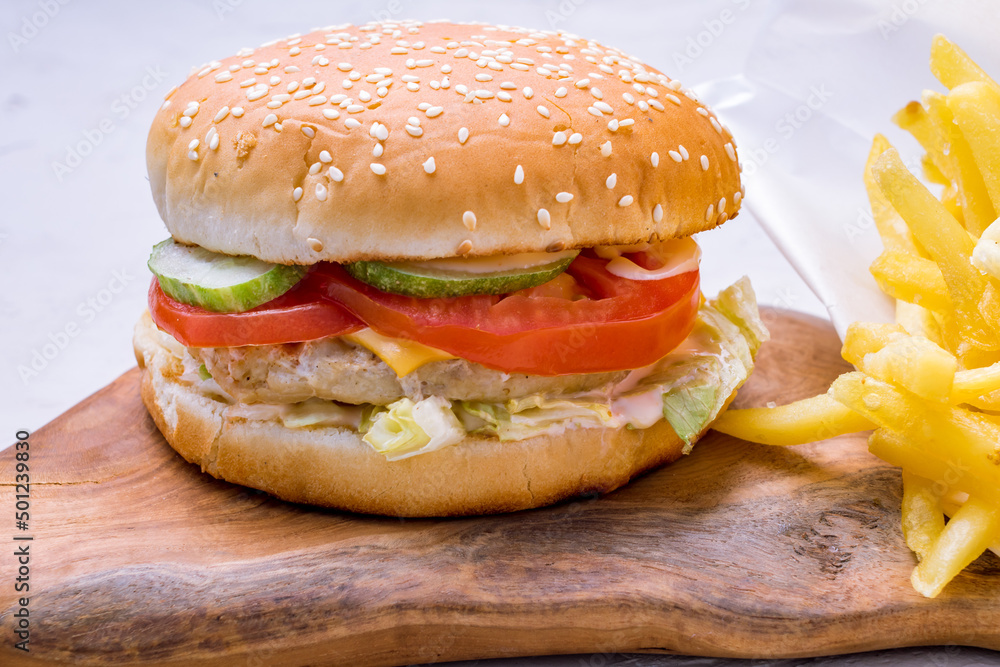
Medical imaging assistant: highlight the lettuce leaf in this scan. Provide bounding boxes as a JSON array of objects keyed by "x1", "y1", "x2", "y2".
[{"x1": 362, "y1": 396, "x2": 465, "y2": 460}]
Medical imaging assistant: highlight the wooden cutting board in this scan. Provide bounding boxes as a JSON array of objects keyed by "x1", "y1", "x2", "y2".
[{"x1": 2, "y1": 309, "x2": 999, "y2": 666}]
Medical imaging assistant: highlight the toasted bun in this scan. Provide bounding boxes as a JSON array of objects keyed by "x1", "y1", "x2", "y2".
[
  {"x1": 135, "y1": 312, "x2": 718, "y2": 517},
  {"x1": 147, "y1": 20, "x2": 743, "y2": 264}
]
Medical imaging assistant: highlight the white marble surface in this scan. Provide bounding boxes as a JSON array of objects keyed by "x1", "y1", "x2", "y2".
[{"x1": 1, "y1": 1, "x2": 997, "y2": 664}]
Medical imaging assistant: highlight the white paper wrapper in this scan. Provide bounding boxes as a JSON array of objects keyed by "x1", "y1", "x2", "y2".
[{"x1": 695, "y1": 0, "x2": 1000, "y2": 339}]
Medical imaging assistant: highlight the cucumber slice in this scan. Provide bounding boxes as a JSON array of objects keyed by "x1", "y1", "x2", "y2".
[
  {"x1": 148, "y1": 238, "x2": 306, "y2": 313},
  {"x1": 344, "y1": 250, "x2": 580, "y2": 298}
]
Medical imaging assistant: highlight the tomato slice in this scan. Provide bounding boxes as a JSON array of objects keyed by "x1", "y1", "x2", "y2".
[
  {"x1": 148, "y1": 273, "x2": 363, "y2": 348},
  {"x1": 312, "y1": 256, "x2": 700, "y2": 376}
]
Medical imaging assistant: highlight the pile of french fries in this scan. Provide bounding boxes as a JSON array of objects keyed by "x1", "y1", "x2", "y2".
[{"x1": 714, "y1": 36, "x2": 1000, "y2": 598}]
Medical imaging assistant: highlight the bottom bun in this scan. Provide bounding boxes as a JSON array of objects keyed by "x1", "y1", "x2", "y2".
[{"x1": 137, "y1": 318, "x2": 720, "y2": 517}]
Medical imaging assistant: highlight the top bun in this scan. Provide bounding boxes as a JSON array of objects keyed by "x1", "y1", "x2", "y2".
[{"x1": 147, "y1": 20, "x2": 743, "y2": 263}]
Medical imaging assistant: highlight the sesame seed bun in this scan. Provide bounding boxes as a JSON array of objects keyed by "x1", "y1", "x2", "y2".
[
  {"x1": 146, "y1": 20, "x2": 743, "y2": 263},
  {"x1": 134, "y1": 311, "x2": 719, "y2": 517}
]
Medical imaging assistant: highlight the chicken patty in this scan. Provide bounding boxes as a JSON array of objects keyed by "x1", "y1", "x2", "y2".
[{"x1": 189, "y1": 335, "x2": 627, "y2": 405}]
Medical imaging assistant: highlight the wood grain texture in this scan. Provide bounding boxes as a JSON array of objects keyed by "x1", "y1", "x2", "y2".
[{"x1": 1, "y1": 309, "x2": 998, "y2": 666}]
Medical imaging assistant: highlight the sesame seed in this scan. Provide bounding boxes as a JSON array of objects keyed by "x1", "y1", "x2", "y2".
[
  {"x1": 678, "y1": 145, "x2": 689, "y2": 160},
  {"x1": 307, "y1": 237, "x2": 324, "y2": 252},
  {"x1": 649, "y1": 100, "x2": 665, "y2": 112},
  {"x1": 638, "y1": 101, "x2": 649, "y2": 112},
  {"x1": 377, "y1": 86, "x2": 389, "y2": 97},
  {"x1": 463, "y1": 211, "x2": 477, "y2": 231},
  {"x1": 587, "y1": 107, "x2": 603, "y2": 118},
  {"x1": 555, "y1": 87, "x2": 568, "y2": 98},
  {"x1": 375, "y1": 125, "x2": 389, "y2": 141},
  {"x1": 406, "y1": 124, "x2": 423, "y2": 137},
  {"x1": 710, "y1": 117, "x2": 723, "y2": 134},
  {"x1": 606, "y1": 173, "x2": 617, "y2": 189},
  {"x1": 523, "y1": 87, "x2": 534, "y2": 99},
  {"x1": 476, "y1": 73, "x2": 493, "y2": 82},
  {"x1": 719, "y1": 197, "x2": 727, "y2": 213},
  {"x1": 373, "y1": 144, "x2": 383, "y2": 158},
  {"x1": 301, "y1": 126, "x2": 315, "y2": 138},
  {"x1": 556, "y1": 192, "x2": 574, "y2": 203},
  {"x1": 700, "y1": 155, "x2": 710, "y2": 171},
  {"x1": 653, "y1": 204, "x2": 664, "y2": 222},
  {"x1": 293, "y1": 187, "x2": 303, "y2": 202},
  {"x1": 608, "y1": 119, "x2": 619, "y2": 132},
  {"x1": 188, "y1": 139, "x2": 199, "y2": 150},
  {"x1": 536, "y1": 105, "x2": 550, "y2": 118},
  {"x1": 618, "y1": 195, "x2": 634, "y2": 207},
  {"x1": 231, "y1": 107, "x2": 244, "y2": 117},
  {"x1": 391, "y1": 47, "x2": 408, "y2": 55},
  {"x1": 239, "y1": 78, "x2": 256, "y2": 88},
  {"x1": 705, "y1": 204, "x2": 715, "y2": 221},
  {"x1": 594, "y1": 101, "x2": 613, "y2": 114},
  {"x1": 725, "y1": 143, "x2": 737, "y2": 161},
  {"x1": 537, "y1": 208, "x2": 551, "y2": 229},
  {"x1": 329, "y1": 167, "x2": 344, "y2": 182},
  {"x1": 347, "y1": 104, "x2": 364, "y2": 113},
  {"x1": 426, "y1": 106, "x2": 444, "y2": 118},
  {"x1": 423, "y1": 157, "x2": 436, "y2": 174},
  {"x1": 309, "y1": 96, "x2": 328, "y2": 106},
  {"x1": 591, "y1": 87, "x2": 603, "y2": 99},
  {"x1": 309, "y1": 162, "x2": 322, "y2": 175},
  {"x1": 213, "y1": 107, "x2": 230, "y2": 123},
  {"x1": 316, "y1": 150, "x2": 331, "y2": 164},
  {"x1": 623, "y1": 93, "x2": 635, "y2": 105},
  {"x1": 316, "y1": 183, "x2": 328, "y2": 201},
  {"x1": 285, "y1": 65, "x2": 301, "y2": 73},
  {"x1": 187, "y1": 150, "x2": 198, "y2": 161},
  {"x1": 514, "y1": 165, "x2": 524, "y2": 184},
  {"x1": 269, "y1": 75, "x2": 281, "y2": 86},
  {"x1": 568, "y1": 133, "x2": 583, "y2": 145},
  {"x1": 619, "y1": 119, "x2": 634, "y2": 128},
  {"x1": 734, "y1": 192, "x2": 742, "y2": 205},
  {"x1": 666, "y1": 94, "x2": 682, "y2": 106},
  {"x1": 247, "y1": 88, "x2": 268, "y2": 101},
  {"x1": 575, "y1": 79, "x2": 590, "y2": 88},
  {"x1": 358, "y1": 91, "x2": 372, "y2": 102},
  {"x1": 499, "y1": 113, "x2": 510, "y2": 127},
  {"x1": 322, "y1": 109, "x2": 340, "y2": 120},
  {"x1": 601, "y1": 141, "x2": 612, "y2": 157},
  {"x1": 208, "y1": 133, "x2": 220, "y2": 151},
  {"x1": 475, "y1": 89, "x2": 494, "y2": 99},
  {"x1": 552, "y1": 131, "x2": 567, "y2": 146},
  {"x1": 668, "y1": 150, "x2": 682, "y2": 162},
  {"x1": 183, "y1": 105, "x2": 199, "y2": 118},
  {"x1": 458, "y1": 127, "x2": 469, "y2": 144},
  {"x1": 497, "y1": 91, "x2": 512, "y2": 102},
  {"x1": 370, "y1": 163, "x2": 386, "y2": 176},
  {"x1": 457, "y1": 240, "x2": 473, "y2": 254},
  {"x1": 215, "y1": 72, "x2": 233, "y2": 83},
  {"x1": 651, "y1": 152, "x2": 660, "y2": 167}
]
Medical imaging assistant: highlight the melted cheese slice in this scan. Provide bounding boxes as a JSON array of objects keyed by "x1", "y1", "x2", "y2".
[{"x1": 343, "y1": 328, "x2": 457, "y2": 377}]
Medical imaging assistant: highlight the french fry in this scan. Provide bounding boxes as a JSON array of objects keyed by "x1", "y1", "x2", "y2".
[
  {"x1": 953, "y1": 361, "x2": 1000, "y2": 402},
  {"x1": 901, "y1": 471, "x2": 946, "y2": 562},
  {"x1": 868, "y1": 429, "x2": 1000, "y2": 507},
  {"x1": 860, "y1": 336, "x2": 956, "y2": 401},
  {"x1": 940, "y1": 498, "x2": 1000, "y2": 559},
  {"x1": 893, "y1": 101, "x2": 953, "y2": 183},
  {"x1": 873, "y1": 149, "x2": 1000, "y2": 348},
  {"x1": 711, "y1": 393, "x2": 873, "y2": 446},
  {"x1": 832, "y1": 373, "x2": 1000, "y2": 490},
  {"x1": 841, "y1": 322, "x2": 905, "y2": 367},
  {"x1": 923, "y1": 92, "x2": 996, "y2": 237},
  {"x1": 869, "y1": 251, "x2": 951, "y2": 313},
  {"x1": 929, "y1": 34, "x2": 999, "y2": 91},
  {"x1": 895, "y1": 301, "x2": 943, "y2": 345},
  {"x1": 911, "y1": 495, "x2": 1000, "y2": 598},
  {"x1": 922, "y1": 155, "x2": 950, "y2": 186},
  {"x1": 864, "y1": 135, "x2": 923, "y2": 255},
  {"x1": 947, "y1": 81, "x2": 1000, "y2": 213}
]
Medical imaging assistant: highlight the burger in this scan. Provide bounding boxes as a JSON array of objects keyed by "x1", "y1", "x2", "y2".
[{"x1": 133, "y1": 19, "x2": 768, "y2": 516}]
